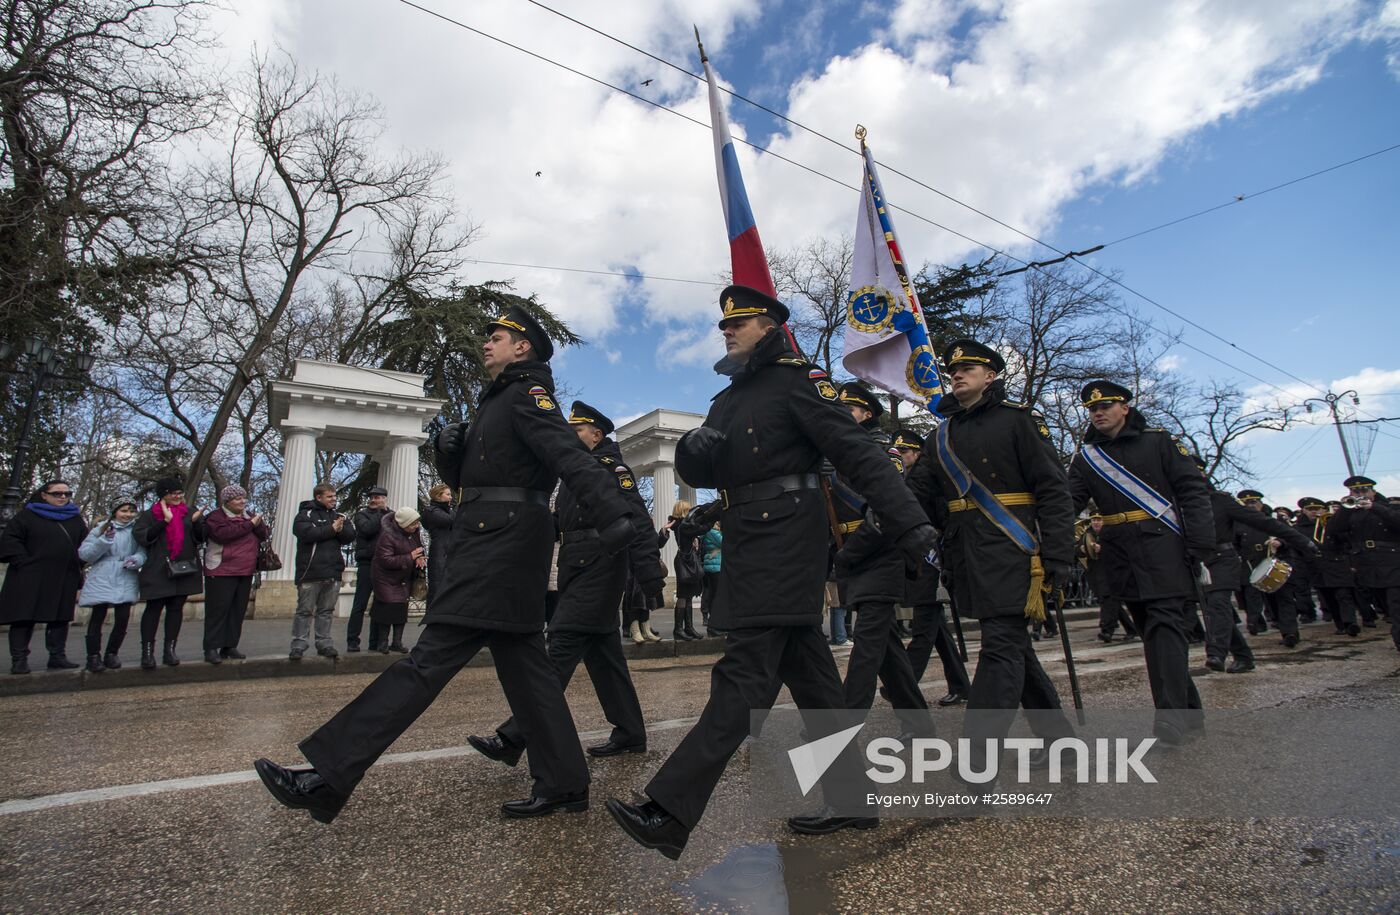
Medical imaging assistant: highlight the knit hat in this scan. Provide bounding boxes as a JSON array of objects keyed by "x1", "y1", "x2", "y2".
[
  {"x1": 220, "y1": 484, "x2": 248, "y2": 504},
  {"x1": 394, "y1": 507, "x2": 420, "y2": 527},
  {"x1": 154, "y1": 477, "x2": 184, "y2": 497},
  {"x1": 109, "y1": 497, "x2": 138, "y2": 515}
]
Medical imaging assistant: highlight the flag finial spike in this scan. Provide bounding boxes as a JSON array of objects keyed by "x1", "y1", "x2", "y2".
[
  {"x1": 855, "y1": 124, "x2": 867, "y2": 145},
  {"x1": 694, "y1": 25, "x2": 707, "y2": 63}
]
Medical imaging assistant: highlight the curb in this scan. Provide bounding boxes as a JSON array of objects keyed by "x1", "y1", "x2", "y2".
[{"x1": 0, "y1": 607, "x2": 1106, "y2": 698}]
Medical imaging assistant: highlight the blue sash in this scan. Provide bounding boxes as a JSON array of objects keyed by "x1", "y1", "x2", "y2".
[
  {"x1": 1079, "y1": 443, "x2": 1183, "y2": 536},
  {"x1": 933, "y1": 421, "x2": 1039, "y2": 555}
]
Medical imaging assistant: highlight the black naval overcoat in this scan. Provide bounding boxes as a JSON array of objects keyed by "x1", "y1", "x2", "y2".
[
  {"x1": 550, "y1": 437, "x2": 663, "y2": 633},
  {"x1": 1067, "y1": 410, "x2": 1214, "y2": 602},
  {"x1": 675, "y1": 330, "x2": 926, "y2": 629},
  {"x1": 834, "y1": 445, "x2": 911, "y2": 607},
  {"x1": 1316, "y1": 512, "x2": 1359, "y2": 588},
  {"x1": 431, "y1": 360, "x2": 639, "y2": 633},
  {"x1": 905, "y1": 380, "x2": 1075, "y2": 620},
  {"x1": 1326, "y1": 496, "x2": 1400, "y2": 589},
  {"x1": 1203, "y1": 490, "x2": 1313, "y2": 593}
]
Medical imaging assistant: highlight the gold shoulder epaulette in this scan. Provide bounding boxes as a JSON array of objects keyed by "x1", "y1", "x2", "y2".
[
  {"x1": 999, "y1": 399, "x2": 1028, "y2": 410},
  {"x1": 775, "y1": 357, "x2": 809, "y2": 367}
]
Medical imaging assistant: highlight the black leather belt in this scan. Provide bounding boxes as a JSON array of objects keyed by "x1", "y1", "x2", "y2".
[
  {"x1": 462, "y1": 486, "x2": 550, "y2": 505},
  {"x1": 720, "y1": 473, "x2": 820, "y2": 510},
  {"x1": 560, "y1": 528, "x2": 598, "y2": 544}
]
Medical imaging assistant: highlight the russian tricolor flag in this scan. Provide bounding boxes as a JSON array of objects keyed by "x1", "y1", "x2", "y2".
[{"x1": 700, "y1": 44, "x2": 777, "y2": 298}]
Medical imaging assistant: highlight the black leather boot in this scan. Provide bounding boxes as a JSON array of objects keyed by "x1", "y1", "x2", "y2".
[
  {"x1": 86, "y1": 653, "x2": 105, "y2": 673},
  {"x1": 140, "y1": 642, "x2": 156, "y2": 670},
  {"x1": 11, "y1": 654, "x2": 30, "y2": 675},
  {"x1": 682, "y1": 605, "x2": 701, "y2": 640},
  {"x1": 47, "y1": 653, "x2": 79, "y2": 670},
  {"x1": 162, "y1": 640, "x2": 180, "y2": 666},
  {"x1": 103, "y1": 652, "x2": 121, "y2": 669}
]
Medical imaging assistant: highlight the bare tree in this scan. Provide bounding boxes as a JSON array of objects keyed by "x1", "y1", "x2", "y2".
[
  {"x1": 767, "y1": 234, "x2": 854, "y2": 376},
  {"x1": 1159, "y1": 379, "x2": 1296, "y2": 487},
  {"x1": 177, "y1": 51, "x2": 465, "y2": 491}
]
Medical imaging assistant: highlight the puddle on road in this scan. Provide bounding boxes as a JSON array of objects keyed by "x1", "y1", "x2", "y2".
[{"x1": 674, "y1": 840, "x2": 842, "y2": 914}]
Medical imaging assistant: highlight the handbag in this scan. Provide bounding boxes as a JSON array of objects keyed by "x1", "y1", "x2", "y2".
[
  {"x1": 166, "y1": 558, "x2": 200, "y2": 578},
  {"x1": 256, "y1": 539, "x2": 283, "y2": 572},
  {"x1": 410, "y1": 570, "x2": 428, "y2": 602}
]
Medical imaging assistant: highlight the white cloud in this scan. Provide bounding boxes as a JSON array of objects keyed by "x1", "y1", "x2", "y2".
[{"x1": 219, "y1": 0, "x2": 1387, "y2": 359}]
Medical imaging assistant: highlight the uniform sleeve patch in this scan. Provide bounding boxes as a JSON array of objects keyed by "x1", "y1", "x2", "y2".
[
  {"x1": 534, "y1": 394, "x2": 556, "y2": 411},
  {"x1": 615, "y1": 465, "x2": 637, "y2": 490},
  {"x1": 528, "y1": 385, "x2": 548, "y2": 395},
  {"x1": 807, "y1": 367, "x2": 828, "y2": 379},
  {"x1": 1030, "y1": 410, "x2": 1052, "y2": 442},
  {"x1": 815, "y1": 379, "x2": 839, "y2": 400},
  {"x1": 888, "y1": 453, "x2": 906, "y2": 474}
]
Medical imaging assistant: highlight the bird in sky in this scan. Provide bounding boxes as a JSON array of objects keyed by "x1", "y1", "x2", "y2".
[
  {"x1": 535, "y1": 171, "x2": 542, "y2": 177},
  {"x1": 641, "y1": 78, "x2": 653, "y2": 86}
]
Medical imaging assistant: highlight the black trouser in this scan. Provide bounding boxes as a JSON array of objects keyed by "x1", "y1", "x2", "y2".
[
  {"x1": 1369, "y1": 586, "x2": 1400, "y2": 648},
  {"x1": 701, "y1": 572, "x2": 719, "y2": 628},
  {"x1": 1239, "y1": 586, "x2": 1267, "y2": 632},
  {"x1": 646, "y1": 625, "x2": 866, "y2": 830},
  {"x1": 203, "y1": 576, "x2": 252, "y2": 651},
  {"x1": 1097, "y1": 594, "x2": 1137, "y2": 638},
  {"x1": 140, "y1": 596, "x2": 186, "y2": 643},
  {"x1": 1125, "y1": 599, "x2": 1202, "y2": 713},
  {"x1": 1356, "y1": 588, "x2": 1379, "y2": 624},
  {"x1": 346, "y1": 561, "x2": 373, "y2": 648},
  {"x1": 1202, "y1": 589, "x2": 1254, "y2": 664},
  {"x1": 544, "y1": 590, "x2": 559, "y2": 626},
  {"x1": 844, "y1": 601, "x2": 928, "y2": 713},
  {"x1": 1293, "y1": 579, "x2": 1318, "y2": 621},
  {"x1": 1265, "y1": 588, "x2": 1298, "y2": 640},
  {"x1": 301, "y1": 622, "x2": 589, "y2": 799},
  {"x1": 1316, "y1": 587, "x2": 1358, "y2": 631},
  {"x1": 85, "y1": 603, "x2": 132, "y2": 656},
  {"x1": 8, "y1": 621, "x2": 71, "y2": 659},
  {"x1": 498, "y1": 628, "x2": 646, "y2": 749},
  {"x1": 907, "y1": 601, "x2": 970, "y2": 695},
  {"x1": 963, "y1": 614, "x2": 1074, "y2": 766}
]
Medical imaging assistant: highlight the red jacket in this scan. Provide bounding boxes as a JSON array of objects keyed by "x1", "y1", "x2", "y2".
[
  {"x1": 372, "y1": 517, "x2": 422, "y2": 603},
  {"x1": 202, "y1": 509, "x2": 271, "y2": 577}
]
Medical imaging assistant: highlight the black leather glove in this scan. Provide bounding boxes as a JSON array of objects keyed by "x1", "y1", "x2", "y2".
[
  {"x1": 435, "y1": 422, "x2": 468, "y2": 455},
  {"x1": 598, "y1": 515, "x2": 635, "y2": 556},
  {"x1": 676, "y1": 427, "x2": 726, "y2": 488},
  {"x1": 896, "y1": 523, "x2": 937, "y2": 572},
  {"x1": 1043, "y1": 561, "x2": 1072, "y2": 590}
]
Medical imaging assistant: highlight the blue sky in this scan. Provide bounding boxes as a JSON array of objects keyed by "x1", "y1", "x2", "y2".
[{"x1": 233, "y1": 0, "x2": 1400, "y2": 505}]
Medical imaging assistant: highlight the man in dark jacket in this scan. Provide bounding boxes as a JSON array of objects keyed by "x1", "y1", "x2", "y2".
[
  {"x1": 1196, "y1": 460, "x2": 1316, "y2": 671},
  {"x1": 289, "y1": 483, "x2": 355, "y2": 660},
  {"x1": 606, "y1": 286, "x2": 934, "y2": 860},
  {"x1": 1294, "y1": 497, "x2": 1358, "y2": 634},
  {"x1": 346, "y1": 486, "x2": 390, "y2": 652},
  {"x1": 1327, "y1": 475, "x2": 1400, "y2": 651},
  {"x1": 905, "y1": 340, "x2": 1076, "y2": 757},
  {"x1": 1068, "y1": 381, "x2": 1214, "y2": 742},
  {"x1": 893, "y1": 427, "x2": 970, "y2": 705},
  {"x1": 832, "y1": 384, "x2": 930, "y2": 725},
  {"x1": 1234, "y1": 490, "x2": 1272, "y2": 634},
  {"x1": 472, "y1": 400, "x2": 664, "y2": 763},
  {"x1": 255, "y1": 306, "x2": 646, "y2": 824}
]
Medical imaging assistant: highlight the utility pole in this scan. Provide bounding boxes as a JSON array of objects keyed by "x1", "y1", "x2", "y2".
[{"x1": 1303, "y1": 390, "x2": 1360, "y2": 479}]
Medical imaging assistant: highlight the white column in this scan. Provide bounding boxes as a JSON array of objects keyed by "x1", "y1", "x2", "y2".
[
  {"x1": 678, "y1": 482, "x2": 696, "y2": 510},
  {"x1": 268, "y1": 425, "x2": 321, "y2": 582},
  {"x1": 376, "y1": 454, "x2": 390, "y2": 489},
  {"x1": 652, "y1": 463, "x2": 677, "y2": 567},
  {"x1": 384, "y1": 434, "x2": 426, "y2": 513}
]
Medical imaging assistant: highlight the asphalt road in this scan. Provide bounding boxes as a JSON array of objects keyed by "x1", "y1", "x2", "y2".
[{"x1": 2, "y1": 616, "x2": 1398, "y2": 913}]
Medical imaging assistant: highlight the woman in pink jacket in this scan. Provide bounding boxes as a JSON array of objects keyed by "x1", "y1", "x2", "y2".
[{"x1": 200, "y1": 485, "x2": 271, "y2": 664}]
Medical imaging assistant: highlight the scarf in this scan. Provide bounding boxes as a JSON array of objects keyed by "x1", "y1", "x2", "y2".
[
  {"x1": 162, "y1": 501, "x2": 189, "y2": 557},
  {"x1": 26, "y1": 501, "x2": 81, "y2": 521}
]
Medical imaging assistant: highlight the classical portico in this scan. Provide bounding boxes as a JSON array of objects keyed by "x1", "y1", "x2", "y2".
[
  {"x1": 259, "y1": 360, "x2": 444, "y2": 614},
  {"x1": 615, "y1": 409, "x2": 706, "y2": 565}
]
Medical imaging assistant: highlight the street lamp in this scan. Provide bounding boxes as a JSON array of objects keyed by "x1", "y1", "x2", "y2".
[
  {"x1": 0, "y1": 337, "x2": 95, "y2": 522},
  {"x1": 1303, "y1": 390, "x2": 1361, "y2": 479}
]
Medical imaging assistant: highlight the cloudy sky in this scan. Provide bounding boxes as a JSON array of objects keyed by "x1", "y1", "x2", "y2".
[{"x1": 220, "y1": 0, "x2": 1400, "y2": 505}]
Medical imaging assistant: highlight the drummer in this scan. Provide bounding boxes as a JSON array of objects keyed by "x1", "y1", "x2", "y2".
[{"x1": 1234, "y1": 490, "x2": 1272, "y2": 635}]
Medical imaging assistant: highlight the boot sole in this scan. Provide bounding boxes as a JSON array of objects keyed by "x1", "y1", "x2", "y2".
[
  {"x1": 501, "y1": 798, "x2": 588, "y2": 819},
  {"x1": 605, "y1": 799, "x2": 684, "y2": 860}
]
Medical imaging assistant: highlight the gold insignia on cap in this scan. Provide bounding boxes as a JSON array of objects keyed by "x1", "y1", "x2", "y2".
[
  {"x1": 950, "y1": 346, "x2": 964, "y2": 362},
  {"x1": 723, "y1": 296, "x2": 736, "y2": 314},
  {"x1": 1091, "y1": 388, "x2": 1102, "y2": 401}
]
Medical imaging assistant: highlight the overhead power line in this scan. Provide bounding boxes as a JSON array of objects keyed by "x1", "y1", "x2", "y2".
[{"x1": 393, "y1": 0, "x2": 1398, "y2": 426}]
